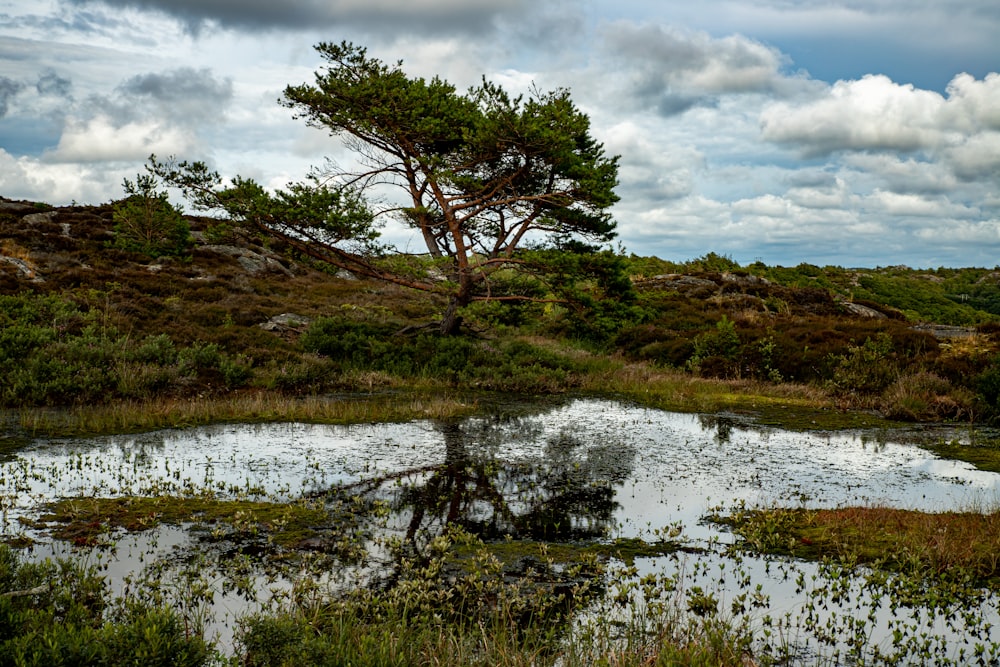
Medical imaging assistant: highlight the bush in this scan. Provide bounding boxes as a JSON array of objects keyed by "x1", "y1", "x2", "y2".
[
  {"x1": 0, "y1": 545, "x2": 209, "y2": 666},
  {"x1": 881, "y1": 371, "x2": 971, "y2": 421},
  {"x1": 687, "y1": 316, "x2": 740, "y2": 377},
  {"x1": 258, "y1": 354, "x2": 338, "y2": 394},
  {"x1": 113, "y1": 173, "x2": 190, "y2": 258},
  {"x1": 975, "y1": 359, "x2": 1000, "y2": 415},
  {"x1": 829, "y1": 333, "x2": 898, "y2": 398}
]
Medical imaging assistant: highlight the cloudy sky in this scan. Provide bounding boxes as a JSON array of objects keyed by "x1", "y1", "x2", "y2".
[{"x1": 1, "y1": 0, "x2": 998, "y2": 267}]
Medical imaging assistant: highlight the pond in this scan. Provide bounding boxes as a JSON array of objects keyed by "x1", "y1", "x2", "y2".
[{"x1": 3, "y1": 398, "x2": 999, "y2": 663}]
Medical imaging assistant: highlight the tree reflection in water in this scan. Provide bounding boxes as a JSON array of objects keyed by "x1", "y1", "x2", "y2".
[{"x1": 337, "y1": 412, "x2": 638, "y2": 554}]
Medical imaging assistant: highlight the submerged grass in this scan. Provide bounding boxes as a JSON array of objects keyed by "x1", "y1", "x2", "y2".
[{"x1": 31, "y1": 495, "x2": 331, "y2": 548}]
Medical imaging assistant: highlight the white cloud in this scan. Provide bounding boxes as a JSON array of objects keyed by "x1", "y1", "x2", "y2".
[
  {"x1": 760, "y1": 75, "x2": 944, "y2": 156},
  {"x1": 61, "y1": 0, "x2": 532, "y2": 35},
  {"x1": 785, "y1": 179, "x2": 851, "y2": 209},
  {"x1": 942, "y1": 72, "x2": 1000, "y2": 131},
  {"x1": 607, "y1": 21, "x2": 786, "y2": 92},
  {"x1": 841, "y1": 154, "x2": 959, "y2": 195},
  {"x1": 46, "y1": 114, "x2": 195, "y2": 162},
  {"x1": 865, "y1": 190, "x2": 978, "y2": 219},
  {"x1": 913, "y1": 219, "x2": 1000, "y2": 245},
  {"x1": 599, "y1": 21, "x2": 804, "y2": 116},
  {"x1": 0, "y1": 149, "x2": 127, "y2": 202},
  {"x1": 941, "y1": 131, "x2": 1000, "y2": 181}
]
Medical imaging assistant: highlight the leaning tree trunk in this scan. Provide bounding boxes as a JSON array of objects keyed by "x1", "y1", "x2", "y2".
[
  {"x1": 439, "y1": 295, "x2": 466, "y2": 335},
  {"x1": 439, "y1": 273, "x2": 473, "y2": 335}
]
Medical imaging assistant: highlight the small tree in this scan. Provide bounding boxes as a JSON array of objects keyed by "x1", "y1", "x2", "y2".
[
  {"x1": 152, "y1": 41, "x2": 621, "y2": 334},
  {"x1": 113, "y1": 173, "x2": 190, "y2": 258}
]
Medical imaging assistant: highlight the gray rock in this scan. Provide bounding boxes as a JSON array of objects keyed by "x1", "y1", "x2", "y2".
[
  {"x1": 0, "y1": 201, "x2": 38, "y2": 214},
  {"x1": 912, "y1": 324, "x2": 976, "y2": 340},
  {"x1": 202, "y1": 244, "x2": 294, "y2": 277},
  {"x1": 648, "y1": 274, "x2": 719, "y2": 289},
  {"x1": 259, "y1": 313, "x2": 312, "y2": 333},
  {"x1": 720, "y1": 272, "x2": 770, "y2": 287},
  {"x1": 0, "y1": 255, "x2": 44, "y2": 282},
  {"x1": 838, "y1": 301, "x2": 886, "y2": 319},
  {"x1": 22, "y1": 211, "x2": 58, "y2": 225}
]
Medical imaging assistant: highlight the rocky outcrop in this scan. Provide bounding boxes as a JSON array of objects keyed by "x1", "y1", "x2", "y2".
[
  {"x1": 201, "y1": 244, "x2": 295, "y2": 277},
  {"x1": 259, "y1": 313, "x2": 312, "y2": 335},
  {"x1": 837, "y1": 300, "x2": 887, "y2": 319},
  {"x1": 0, "y1": 255, "x2": 44, "y2": 282},
  {"x1": 911, "y1": 324, "x2": 976, "y2": 340}
]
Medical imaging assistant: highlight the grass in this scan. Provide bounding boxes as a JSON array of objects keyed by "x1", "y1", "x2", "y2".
[
  {"x1": 927, "y1": 437, "x2": 1000, "y2": 474},
  {"x1": 717, "y1": 504, "x2": 1000, "y2": 585},
  {"x1": 30, "y1": 495, "x2": 332, "y2": 549},
  {"x1": 580, "y1": 361, "x2": 897, "y2": 430},
  {"x1": 12, "y1": 390, "x2": 479, "y2": 437},
  {"x1": 7, "y1": 360, "x2": 902, "y2": 438}
]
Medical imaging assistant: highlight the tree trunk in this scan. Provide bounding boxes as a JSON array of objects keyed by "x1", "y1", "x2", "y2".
[{"x1": 439, "y1": 295, "x2": 465, "y2": 335}]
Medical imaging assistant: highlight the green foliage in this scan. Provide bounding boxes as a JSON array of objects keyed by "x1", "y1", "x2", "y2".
[
  {"x1": 0, "y1": 545, "x2": 209, "y2": 666},
  {"x1": 113, "y1": 173, "x2": 190, "y2": 258},
  {"x1": 682, "y1": 252, "x2": 742, "y2": 274},
  {"x1": 854, "y1": 274, "x2": 985, "y2": 325},
  {"x1": 622, "y1": 254, "x2": 684, "y2": 278},
  {"x1": 882, "y1": 371, "x2": 972, "y2": 421},
  {"x1": 237, "y1": 526, "x2": 588, "y2": 666},
  {"x1": 749, "y1": 262, "x2": 843, "y2": 291},
  {"x1": 687, "y1": 316, "x2": 740, "y2": 377},
  {"x1": 300, "y1": 316, "x2": 583, "y2": 392},
  {"x1": 830, "y1": 333, "x2": 898, "y2": 397},
  {"x1": 0, "y1": 293, "x2": 254, "y2": 406},
  {"x1": 527, "y1": 248, "x2": 650, "y2": 345},
  {"x1": 974, "y1": 357, "x2": 1000, "y2": 413},
  {"x1": 257, "y1": 354, "x2": 338, "y2": 394}
]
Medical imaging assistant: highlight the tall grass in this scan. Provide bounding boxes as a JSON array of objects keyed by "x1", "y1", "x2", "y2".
[{"x1": 15, "y1": 391, "x2": 476, "y2": 437}]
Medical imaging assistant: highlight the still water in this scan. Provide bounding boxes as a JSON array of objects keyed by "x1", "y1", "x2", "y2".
[{"x1": 3, "y1": 398, "x2": 998, "y2": 661}]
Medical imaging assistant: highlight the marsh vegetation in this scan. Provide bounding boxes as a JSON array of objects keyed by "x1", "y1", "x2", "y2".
[{"x1": 4, "y1": 400, "x2": 1000, "y2": 665}]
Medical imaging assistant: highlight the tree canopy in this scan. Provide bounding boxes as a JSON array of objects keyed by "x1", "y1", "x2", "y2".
[{"x1": 153, "y1": 41, "x2": 622, "y2": 334}]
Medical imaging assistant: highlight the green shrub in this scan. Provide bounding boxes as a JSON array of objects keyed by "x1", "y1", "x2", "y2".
[
  {"x1": 257, "y1": 355, "x2": 338, "y2": 394},
  {"x1": 687, "y1": 316, "x2": 741, "y2": 377},
  {"x1": 881, "y1": 371, "x2": 970, "y2": 421},
  {"x1": 220, "y1": 354, "x2": 252, "y2": 389},
  {"x1": 975, "y1": 358, "x2": 1000, "y2": 414},
  {"x1": 112, "y1": 173, "x2": 190, "y2": 258},
  {"x1": 830, "y1": 333, "x2": 898, "y2": 397},
  {"x1": 0, "y1": 545, "x2": 209, "y2": 666},
  {"x1": 133, "y1": 333, "x2": 178, "y2": 365},
  {"x1": 300, "y1": 317, "x2": 393, "y2": 364}
]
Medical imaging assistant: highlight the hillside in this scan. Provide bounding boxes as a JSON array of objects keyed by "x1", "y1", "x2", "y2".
[{"x1": 2, "y1": 197, "x2": 1000, "y2": 425}]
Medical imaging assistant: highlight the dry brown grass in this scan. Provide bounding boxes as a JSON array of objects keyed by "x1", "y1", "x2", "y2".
[{"x1": 16, "y1": 391, "x2": 478, "y2": 436}]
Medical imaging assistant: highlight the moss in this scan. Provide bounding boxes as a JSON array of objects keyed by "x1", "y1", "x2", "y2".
[
  {"x1": 927, "y1": 438, "x2": 1000, "y2": 474},
  {"x1": 34, "y1": 496, "x2": 331, "y2": 548}
]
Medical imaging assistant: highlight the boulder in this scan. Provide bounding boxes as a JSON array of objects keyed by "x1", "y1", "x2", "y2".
[
  {"x1": 259, "y1": 313, "x2": 312, "y2": 334},
  {"x1": 837, "y1": 300, "x2": 887, "y2": 319},
  {"x1": 201, "y1": 244, "x2": 294, "y2": 277}
]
